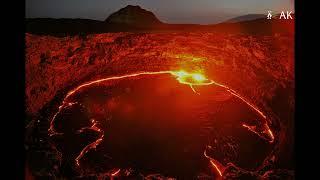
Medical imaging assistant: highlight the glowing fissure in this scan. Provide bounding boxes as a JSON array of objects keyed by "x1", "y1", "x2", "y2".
[
  {"x1": 75, "y1": 119, "x2": 104, "y2": 167},
  {"x1": 210, "y1": 161, "x2": 223, "y2": 177},
  {"x1": 48, "y1": 70, "x2": 213, "y2": 136},
  {"x1": 111, "y1": 169, "x2": 121, "y2": 177},
  {"x1": 242, "y1": 124, "x2": 274, "y2": 143},
  {"x1": 189, "y1": 85, "x2": 198, "y2": 94},
  {"x1": 207, "y1": 80, "x2": 274, "y2": 143},
  {"x1": 204, "y1": 147, "x2": 225, "y2": 177},
  {"x1": 48, "y1": 102, "x2": 78, "y2": 136},
  {"x1": 48, "y1": 70, "x2": 275, "y2": 171}
]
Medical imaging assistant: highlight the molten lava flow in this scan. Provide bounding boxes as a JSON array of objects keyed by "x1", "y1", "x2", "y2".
[
  {"x1": 49, "y1": 70, "x2": 213, "y2": 136},
  {"x1": 207, "y1": 80, "x2": 274, "y2": 143},
  {"x1": 210, "y1": 161, "x2": 223, "y2": 177},
  {"x1": 111, "y1": 169, "x2": 121, "y2": 177},
  {"x1": 204, "y1": 146, "x2": 225, "y2": 177},
  {"x1": 75, "y1": 119, "x2": 104, "y2": 167},
  {"x1": 49, "y1": 71, "x2": 170, "y2": 136},
  {"x1": 171, "y1": 70, "x2": 214, "y2": 94},
  {"x1": 171, "y1": 70, "x2": 213, "y2": 86},
  {"x1": 242, "y1": 123, "x2": 275, "y2": 143},
  {"x1": 48, "y1": 70, "x2": 275, "y2": 174}
]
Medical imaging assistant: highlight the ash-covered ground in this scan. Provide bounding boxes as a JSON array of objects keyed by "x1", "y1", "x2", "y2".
[{"x1": 25, "y1": 32, "x2": 294, "y2": 179}]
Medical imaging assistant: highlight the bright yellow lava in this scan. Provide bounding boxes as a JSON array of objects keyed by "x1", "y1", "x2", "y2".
[
  {"x1": 171, "y1": 70, "x2": 213, "y2": 86},
  {"x1": 192, "y1": 73, "x2": 206, "y2": 81}
]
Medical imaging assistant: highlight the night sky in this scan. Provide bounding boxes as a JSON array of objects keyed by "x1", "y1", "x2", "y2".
[{"x1": 26, "y1": 0, "x2": 294, "y2": 24}]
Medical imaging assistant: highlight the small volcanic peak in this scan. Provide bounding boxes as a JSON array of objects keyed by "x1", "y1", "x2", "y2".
[{"x1": 105, "y1": 5, "x2": 162, "y2": 26}]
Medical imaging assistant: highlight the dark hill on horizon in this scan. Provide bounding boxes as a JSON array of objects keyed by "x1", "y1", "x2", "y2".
[
  {"x1": 105, "y1": 5, "x2": 162, "y2": 26},
  {"x1": 225, "y1": 14, "x2": 266, "y2": 23},
  {"x1": 26, "y1": 5, "x2": 294, "y2": 36}
]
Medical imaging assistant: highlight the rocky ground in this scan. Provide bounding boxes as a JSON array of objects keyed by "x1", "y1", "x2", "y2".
[
  {"x1": 26, "y1": 32, "x2": 294, "y2": 117},
  {"x1": 25, "y1": 32, "x2": 294, "y2": 179}
]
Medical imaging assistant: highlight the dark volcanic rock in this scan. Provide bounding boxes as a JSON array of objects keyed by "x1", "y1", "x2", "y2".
[
  {"x1": 105, "y1": 5, "x2": 162, "y2": 27},
  {"x1": 226, "y1": 14, "x2": 266, "y2": 23},
  {"x1": 26, "y1": 5, "x2": 294, "y2": 35}
]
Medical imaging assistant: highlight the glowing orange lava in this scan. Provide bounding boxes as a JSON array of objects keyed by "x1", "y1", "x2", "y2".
[
  {"x1": 242, "y1": 123, "x2": 274, "y2": 143},
  {"x1": 171, "y1": 70, "x2": 213, "y2": 94},
  {"x1": 75, "y1": 119, "x2": 104, "y2": 167},
  {"x1": 204, "y1": 147, "x2": 225, "y2": 177},
  {"x1": 210, "y1": 161, "x2": 223, "y2": 177},
  {"x1": 49, "y1": 70, "x2": 213, "y2": 136},
  {"x1": 111, "y1": 169, "x2": 121, "y2": 177},
  {"x1": 48, "y1": 70, "x2": 275, "y2": 173}
]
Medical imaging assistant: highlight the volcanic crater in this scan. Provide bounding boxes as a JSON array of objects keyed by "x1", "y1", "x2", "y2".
[{"x1": 25, "y1": 6, "x2": 294, "y2": 179}]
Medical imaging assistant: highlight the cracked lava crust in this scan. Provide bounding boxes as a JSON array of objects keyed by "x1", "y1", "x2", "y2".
[{"x1": 48, "y1": 71, "x2": 274, "y2": 178}]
